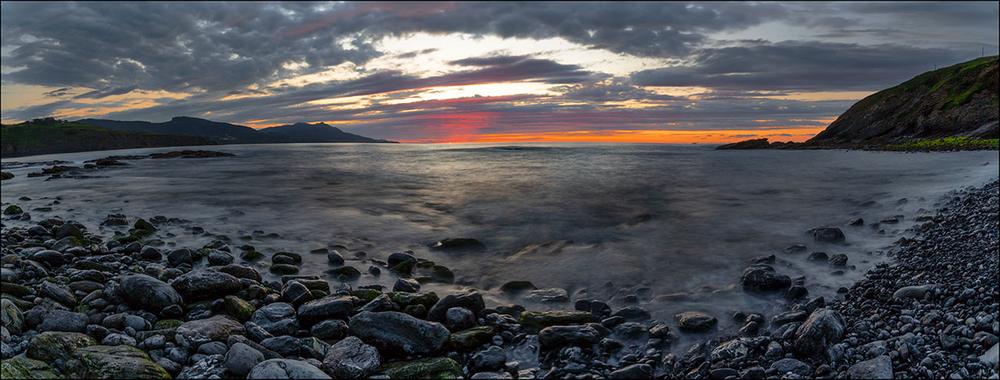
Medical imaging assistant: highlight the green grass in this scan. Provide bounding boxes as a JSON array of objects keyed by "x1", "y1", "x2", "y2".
[
  {"x1": 885, "y1": 137, "x2": 999, "y2": 151},
  {"x1": 1, "y1": 120, "x2": 132, "y2": 148}
]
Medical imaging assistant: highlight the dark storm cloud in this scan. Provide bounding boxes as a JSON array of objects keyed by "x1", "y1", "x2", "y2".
[
  {"x1": 73, "y1": 85, "x2": 137, "y2": 99},
  {"x1": 0, "y1": 1, "x2": 785, "y2": 92},
  {"x1": 631, "y1": 42, "x2": 966, "y2": 91}
]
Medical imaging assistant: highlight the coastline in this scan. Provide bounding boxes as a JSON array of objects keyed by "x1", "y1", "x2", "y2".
[{"x1": 1, "y1": 152, "x2": 997, "y2": 379}]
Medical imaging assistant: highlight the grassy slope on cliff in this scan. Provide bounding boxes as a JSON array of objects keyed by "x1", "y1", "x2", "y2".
[
  {"x1": 807, "y1": 55, "x2": 999, "y2": 145},
  {"x1": 1, "y1": 119, "x2": 212, "y2": 158}
]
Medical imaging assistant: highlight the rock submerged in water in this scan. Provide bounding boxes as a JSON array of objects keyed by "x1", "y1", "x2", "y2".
[
  {"x1": 120, "y1": 274, "x2": 183, "y2": 314},
  {"x1": 740, "y1": 265, "x2": 791, "y2": 292},
  {"x1": 430, "y1": 238, "x2": 485, "y2": 252},
  {"x1": 809, "y1": 227, "x2": 846, "y2": 243},
  {"x1": 538, "y1": 325, "x2": 601, "y2": 349}
]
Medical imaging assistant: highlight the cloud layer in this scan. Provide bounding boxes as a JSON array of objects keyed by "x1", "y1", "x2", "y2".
[{"x1": 2, "y1": 1, "x2": 997, "y2": 141}]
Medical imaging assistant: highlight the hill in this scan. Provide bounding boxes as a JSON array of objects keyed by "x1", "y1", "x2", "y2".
[
  {"x1": 1, "y1": 118, "x2": 212, "y2": 158},
  {"x1": 259, "y1": 122, "x2": 392, "y2": 143},
  {"x1": 79, "y1": 117, "x2": 393, "y2": 144},
  {"x1": 719, "y1": 56, "x2": 999, "y2": 150}
]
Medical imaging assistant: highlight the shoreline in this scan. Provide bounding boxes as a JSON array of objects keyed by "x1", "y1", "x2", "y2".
[{"x1": 1, "y1": 153, "x2": 997, "y2": 379}]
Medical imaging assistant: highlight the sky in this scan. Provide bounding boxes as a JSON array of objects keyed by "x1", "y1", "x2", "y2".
[{"x1": 1, "y1": 2, "x2": 998, "y2": 143}]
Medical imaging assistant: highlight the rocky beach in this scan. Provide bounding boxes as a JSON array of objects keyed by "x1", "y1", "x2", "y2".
[{"x1": 0, "y1": 148, "x2": 997, "y2": 380}]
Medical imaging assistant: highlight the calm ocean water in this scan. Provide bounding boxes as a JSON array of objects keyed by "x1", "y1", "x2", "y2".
[{"x1": 3, "y1": 143, "x2": 998, "y2": 335}]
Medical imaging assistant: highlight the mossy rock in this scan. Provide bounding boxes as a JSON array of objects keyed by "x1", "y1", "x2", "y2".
[
  {"x1": 448, "y1": 326, "x2": 495, "y2": 351},
  {"x1": 3, "y1": 205, "x2": 23, "y2": 215},
  {"x1": 2, "y1": 282, "x2": 35, "y2": 297},
  {"x1": 351, "y1": 289, "x2": 383, "y2": 303},
  {"x1": 133, "y1": 218, "x2": 156, "y2": 232},
  {"x1": 153, "y1": 319, "x2": 183, "y2": 330},
  {"x1": 26, "y1": 331, "x2": 98, "y2": 363},
  {"x1": 518, "y1": 310, "x2": 593, "y2": 331},
  {"x1": 381, "y1": 357, "x2": 463, "y2": 379},
  {"x1": 326, "y1": 266, "x2": 361, "y2": 281},
  {"x1": 68, "y1": 345, "x2": 170, "y2": 379},
  {"x1": 1, "y1": 356, "x2": 61, "y2": 379},
  {"x1": 388, "y1": 291, "x2": 439, "y2": 309},
  {"x1": 221, "y1": 295, "x2": 255, "y2": 321},
  {"x1": 1, "y1": 298, "x2": 25, "y2": 334}
]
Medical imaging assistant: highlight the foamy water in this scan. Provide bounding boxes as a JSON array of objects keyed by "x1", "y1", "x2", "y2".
[{"x1": 3, "y1": 143, "x2": 997, "y2": 340}]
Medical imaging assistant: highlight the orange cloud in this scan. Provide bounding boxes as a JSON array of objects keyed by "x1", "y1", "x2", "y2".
[{"x1": 401, "y1": 127, "x2": 826, "y2": 144}]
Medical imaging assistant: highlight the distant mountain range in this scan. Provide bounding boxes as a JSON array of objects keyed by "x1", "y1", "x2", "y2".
[
  {"x1": 1, "y1": 118, "x2": 213, "y2": 158},
  {"x1": 79, "y1": 116, "x2": 394, "y2": 144}
]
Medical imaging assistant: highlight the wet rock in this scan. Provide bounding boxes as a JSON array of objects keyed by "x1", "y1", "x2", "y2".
[
  {"x1": 120, "y1": 274, "x2": 183, "y2": 314},
  {"x1": 0, "y1": 356, "x2": 59, "y2": 379},
  {"x1": 270, "y1": 264, "x2": 300, "y2": 275},
  {"x1": 326, "y1": 251, "x2": 345, "y2": 266},
  {"x1": 251, "y1": 303, "x2": 300, "y2": 336},
  {"x1": 538, "y1": 325, "x2": 601, "y2": 349},
  {"x1": 311, "y1": 319, "x2": 348, "y2": 340},
  {"x1": 170, "y1": 270, "x2": 242, "y2": 302},
  {"x1": 523, "y1": 288, "x2": 569, "y2": 303},
  {"x1": 1, "y1": 299, "x2": 25, "y2": 334},
  {"x1": 322, "y1": 336, "x2": 380, "y2": 379},
  {"x1": 207, "y1": 250, "x2": 234, "y2": 266},
  {"x1": 225, "y1": 342, "x2": 265, "y2": 377},
  {"x1": 26, "y1": 331, "x2": 97, "y2": 363},
  {"x1": 175, "y1": 315, "x2": 245, "y2": 348},
  {"x1": 610, "y1": 363, "x2": 653, "y2": 379},
  {"x1": 807, "y1": 251, "x2": 829, "y2": 261},
  {"x1": 828, "y1": 253, "x2": 848, "y2": 267},
  {"x1": 613, "y1": 306, "x2": 651, "y2": 321},
  {"x1": 471, "y1": 345, "x2": 506, "y2": 371},
  {"x1": 39, "y1": 281, "x2": 76, "y2": 307},
  {"x1": 675, "y1": 311, "x2": 717, "y2": 332},
  {"x1": 281, "y1": 280, "x2": 313, "y2": 306},
  {"x1": 519, "y1": 310, "x2": 593, "y2": 330},
  {"x1": 325, "y1": 266, "x2": 360, "y2": 281},
  {"x1": 38, "y1": 310, "x2": 87, "y2": 333},
  {"x1": 741, "y1": 265, "x2": 791, "y2": 292},
  {"x1": 448, "y1": 326, "x2": 495, "y2": 351},
  {"x1": 381, "y1": 357, "x2": 463, "y2": 379},
  {"x1": 393, "y1": 278, "x2": 421, "y2": 293},
  {"x1": 500, "y1": 281, "x2": 537, "y2": 294},
  {"x1": 166, "y1": 248, "x2": 193, "y2": 267},
  {"x1": 297, "y1": 296, "x2": 354, "y2": 326},
  {"x1": 261, "y1": 336, "x2": 301, "y2": 357},
  {"x1": 67, "y1": 345, "x2": 171, "y2": 379},
  {"x1": 793, "y1": 308, "x2": 845, "y2": 361},
  {"x1": 445, "y1": 307, "x2": 477, "y2": 331},
  {"x1": 892, "y1": 284, "x2": 935, "y2": 301},
  {"x1": 769, "y1": 358, "x2": 812, "y2": 377},
  {"x1": 248, "y1": 359, "x2": 331, "y2": 379},
  {"x1": 348, "y1": 311, "x2": 450, "y2": 356},
  {"x1": 847, "y1": 355, "x2": 893, "y2": 379},
  {"x1": 427, "y1": 292, "x2": 485, "y2": 322},
  {"x1": 809, "y1": 227, "x2": 846, "y2": 243}
]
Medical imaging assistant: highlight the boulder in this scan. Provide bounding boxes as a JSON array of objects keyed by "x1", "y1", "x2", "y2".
[
  {"x1": 251, "y1": 302, "x2": 300, "y2": 336},
  {"x1": 38, "y1": 309, "x2": 88, "y2": 333},
  {"x1": 247, "y1": 359, "x2": 331, "y2": 379},
  {"x1": 741, "y1": 265, "x2": 791, "y2": 292},
  {"x1": 809, "y1": 227, "x2": 846, "y2": 243},
  {"x1": 519, "y1": 310, "x2": 592, "y2": 330},
  {"x1": 538, "y1": 325, "x2": 601, "y2": 349},
  {"x1": 170, "y1": 270, "x2": 242, "y2": 302},
  {"x1": 175, "y1": 315, "x2": 245, "y2": 347},
  {"x1": 674, "y1": 311, "x2": 718, "y2": 332},
  {"x1": 847, "y1": 355, "x2": 893, "y2": 379},
  {"x1": 67, "y1": 345, "x2": 171, "y2": 379},
  {"x1": 296, "y1": 296, "x2": 354, "y2": 326},
  {"x1": 177, "y1": 354, "x2": 227, "y2": 379},
  {"x1": 120, "y1": 274, "x2": 183, "y2": 313},
  {"x1": 793, "y1": 308, "x2": 846, "y2": 361},
  {"x1": 381, "y1": 357, "x2": 462, "y2": 379},
  {"x1": 348, "y1": 311, "x2": 450, "y2": 356},
  {"x1": 322, "y1": 336, "x2": 381, "y2": 379},
  {"x1": 427, "y1": 292, "x2": 485, "y2": 322},
  {"x1": 26, "y1": 331, "x2": 97, "y2": 363},
  {"x1": 769, "y1": 358, "x2": 812, "y2": 377},
  {"x1": 0, "y1": 356, "x2": 60, "y2": 379},
  {"x1": 1, "y1": 299, "x2": 25, "y2": 334},
  {"x1": 225, "y1": 342, "x2": 265, "y2": 377}
]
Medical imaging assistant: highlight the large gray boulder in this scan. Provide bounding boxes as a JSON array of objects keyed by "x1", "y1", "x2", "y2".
[
  {"x1": 225, "y1": 342, "x2": 265, "y2": 377},
  {"x1": 169, "y1": 270, "x2": 241, "y2": 302},
  {"x1": 322, "y1": 336, "x2": 380, "y2": 379},
  {"x1": 251, "y1": 302, "x2": 300, "y2": 336},
  {"x1": 120, "y1": 274, "x2": 183, "y2": 313},
  {"x1": 793, "y1": 308, "x2": 846, "y2": 361},
  {"x1": 349, "y1": 311, "x2": 450, "y2": 356},
  {"x1": 175, "y1": 315, "x2": 245, "y2": 348},
  {"x1": 296, "y1": 296, "x2": 354, "y2": 326},
  {"x1": 847, "y1": 355, "x2": 893, "y2": 379},
  {"x1": 248, "y1": 359, "x2": 331, "y2": 379},
  {"x1": 740, "y1": 265, "x2": 792, "y2": 292}
]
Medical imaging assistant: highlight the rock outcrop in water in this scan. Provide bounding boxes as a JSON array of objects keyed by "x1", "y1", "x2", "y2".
[{"x1": 719, "y1": 56, "x2": 999, "y2": 150}]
